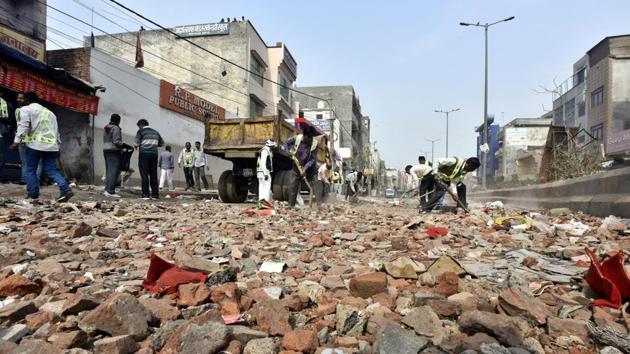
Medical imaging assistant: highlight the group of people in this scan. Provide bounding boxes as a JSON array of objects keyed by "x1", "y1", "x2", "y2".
[
  {"x1": 0, "y1": 91, "x2": 74, "y2": 203},
  {"x1": 256, "y1": 124, "x2": 335, "y2": 209},
  {"x1": 405, "y1": 154, "x2": 480, "y2": 212},
  {"x1": 102, "y1": 114, "x2": 212, "y2": 199}
]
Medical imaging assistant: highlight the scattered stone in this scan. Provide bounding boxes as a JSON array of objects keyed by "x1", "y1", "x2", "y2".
[
  {"x1": 139, "y1": 297, "x2": 180, "y2": 323},
  {"x1": 498, "y1": 287, "x2": 553, "y2": 325},
  {"x1": 68, "y1": 222, "x2": 93, "y2": 238},
  {"x1": 48, "y1": 330, "x2": 88, "y2": 349},
  {"x1": 79, "y1": 292, "x2": 153, "y2": 340},
  {"x1": 0, "y1": 324, "x2": 30, "y2": 342},
  {"x1": 426, "y1": 255, "x2": 466, "y2": 277},
  {"x1": 243, "y1": 337, "x2": 279, "y2": 354},
  {"x1": 178, "y1": 283, "x2": 211, "y2": 307},
  {"x1": 547, "y1": 317, "x2": 588, "y2": 338},
  {"x1": 96, "y1": 227, "x2": 120, "y2": 238},
  {"x1": 179, "y1": 256, "x2": 221, "y2": 274},
  {"x1": 282, "y1": 329, "x2": 318, "y2": 354},
  {"x1": 336, "y1": 304, "x2": 367, "y2": 337},
  {"x1": 434, "y1": 271, "x2": 459, "y2": 297},
  {"x1": 251, "y1": 299, "x2": 291, "y2": 335},
  {"x1": 93, "y1": 335, "x2": 138, "y2": 354},
  {"x1": 373, "y1": 324, "x2": 429, "y2": 354},
  {"x1": 0, "y1": 274, "x2": 41, "y2": 296},
  {"x1": 349, "y1": 272, "x2": 387, "y2": 298},
  {"x1": 0, "y1": 300, "x2": 38, "y2": 323},
  {"x1": 402, "y1": 305, "x2": 442, "y2": 337},
  {"x1": 383, "y1": 256, "x2": 425, "y2": 279},
  {"x1": 459, "y1": 310, "x2": 526, "y2": 347},
  {"x1": 62, "y1": 293, "x2": 99, "y2": 316}
]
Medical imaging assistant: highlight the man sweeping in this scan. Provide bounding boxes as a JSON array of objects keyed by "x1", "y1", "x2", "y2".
[{"x1": 422, "y1": 156, "x2": 480, "y2": 213}]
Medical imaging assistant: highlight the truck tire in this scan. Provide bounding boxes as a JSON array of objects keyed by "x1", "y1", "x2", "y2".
[
  {"x1": 218, "y1": 170, "x2": 233, "y2": 203},
  {"x1": 218, "y1": 170, "x2": 249, "y2": 203}
]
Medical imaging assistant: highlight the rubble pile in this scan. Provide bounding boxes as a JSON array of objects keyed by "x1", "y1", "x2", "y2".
[{"x1": 1, "y1": 195, "x2": 630, "y2": 354}]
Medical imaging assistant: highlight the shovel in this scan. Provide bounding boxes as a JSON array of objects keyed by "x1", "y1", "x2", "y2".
[
  {"x1": 436, "y1": 180, "x2": 470, "y2": 213},
  {"x1": 291, "y1": 156, "x2": 314, "y2": 208}
]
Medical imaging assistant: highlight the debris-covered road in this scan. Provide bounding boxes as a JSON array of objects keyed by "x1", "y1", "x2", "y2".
[{"x1": 1, "y1": 185, "x2": 630, "y2": 354}]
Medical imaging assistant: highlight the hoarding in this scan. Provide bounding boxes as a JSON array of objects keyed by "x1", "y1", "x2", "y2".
[
  {"x1": 159, "y1": 80, "x2": 225, "y2": 121},
  {"x1": 173, "y1": 23, "x2": 230, "y2": 38},
  {"x1": 0, "y1": 25, "x2": 45, "y2": 61},
  {"x1": 607, "y1": 128, "x2": 630, "y2": 154}
]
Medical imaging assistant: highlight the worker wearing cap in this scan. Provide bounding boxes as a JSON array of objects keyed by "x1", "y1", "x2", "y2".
[{"x1": 257, "y1": 140, "x2": 276, "y2": 208}]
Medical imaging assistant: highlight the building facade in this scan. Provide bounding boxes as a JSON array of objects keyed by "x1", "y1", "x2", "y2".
[
  {"x1": 495, "y1": 118, "x2": 552, "y2": 183},
  {"x1": 92, "y1": 20, "x2": 297, "y2": 120},
  {"x1": 475, "y1": 117, "x2": 500, "y2": 178},
  {"x1": 47, "y1": 47, "x2": 231, "y2": 187},
  {"x1": 295, "y1": 85, "x2": 368, "y2": 171},
  {"x1": 552, "y1": 55, "x2": 589, "y2": 145},
  {"x1": 586, "y1": 35, "x2": 630, "y2": 155}
]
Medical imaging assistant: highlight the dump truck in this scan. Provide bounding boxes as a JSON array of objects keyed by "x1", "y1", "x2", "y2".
[{"x1": 203, "y1": 115, "x2": 330, "y2": 203}]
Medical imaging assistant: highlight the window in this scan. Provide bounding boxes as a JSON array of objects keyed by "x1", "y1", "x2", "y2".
[
  {"x1": 591, "y1": 86, "x2": 604, "y2": 107},
  {"x1": 250, "y1": 54, "x2": 265, "y2": 86},
  {"x1": 316, "y1": 114, "x2": 323, "y2": 120},
  {"x1": 578, "y1": 101, "x2": 586, "y2": 117},
  {"x1": 576, "y1": 135, "x2": 586, "y2": 145},
  {"x1": 279, "y1": 75, "x2": 290, "y2": 102},
  {"x1": 591, "y1": 123, "x2": 604, "y2": 140},
  {"x1": 576, "y1": 67, "x2": 586, "y2": 85},
  {"x1": 250, "y1": 99, "x2": 264, "y2": 118},
  {"x1": 553, "y1": 107, "x2": 563, "y2": 125}
]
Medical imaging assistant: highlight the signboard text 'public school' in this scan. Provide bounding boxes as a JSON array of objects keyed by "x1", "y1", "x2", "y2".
[{"x1": 159, "y1": 80, "x2": 225, "y2": 121}]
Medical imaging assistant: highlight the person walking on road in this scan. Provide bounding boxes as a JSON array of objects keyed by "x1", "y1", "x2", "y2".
[
  {"x1": 257, "y1": 140, "x2": 275, "y2": 208},
  {"x1": 103, "y1": 114, "x2": 124, "y2": 198},
  {"x1": 134, "y1": 119, "x2": 163, "y2": 199},
  {"x1": 178, "y1": 142, "x2": 195, "y2": 191},
  {"x1": 315, "y1": 162, "x2": 332, "y2": 206},
  {"x1": 159, "y1": 145, "x2": 175, "y2": 191},
  {"x1": 422, "y1": 156, "x2": 480, "y2": 212},
  {"x1": 193, "y1": 141, "x2": 210, "y2": 191},
  {"x1": 10, "y1": 92, "x2": 73, "y2": 202}
]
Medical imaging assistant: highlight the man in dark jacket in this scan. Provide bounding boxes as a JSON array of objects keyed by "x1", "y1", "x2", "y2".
[
  {"x1": 134, "y1": 119, "x2": 164, "y2": 199},
  {"x1": 284, "y1": 125, "x2": 318, "y2": 208},
  {"x1": 103, "y1": 114, "x2": 124, "y2": 198}
]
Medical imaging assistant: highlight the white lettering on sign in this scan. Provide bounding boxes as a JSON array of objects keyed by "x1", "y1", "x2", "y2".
[{"x1": 173, "y1": 23, "x2": 230, "y2": 37}]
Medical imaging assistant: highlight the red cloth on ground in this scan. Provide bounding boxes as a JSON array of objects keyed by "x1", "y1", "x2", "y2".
[
  {"x1": 143, "y1": 253, "x2": 207, "y2": 296},
  {"x1": 427, "y1": 227, "x2": 448, "y2": 238},
  {"x1": 585, "y1": 248, "x2": 630, "y2": 308}
]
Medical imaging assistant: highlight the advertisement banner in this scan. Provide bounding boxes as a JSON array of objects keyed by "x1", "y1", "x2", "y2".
[
  {"x1": 607, "y1": 129, "x2": 630, "y2": 154},
  {"x1": 159, "y1": 80, "x2": 225, "y2": 121},
  {"x1": 0, "y1": 62, "x2": 99, "y2": 115},
  {"x1": 0, "y1": 25, "x2": 45, "y2": 61},
  {"x1": 173, "y1": 23, "x2": 230, "y2": 38}
]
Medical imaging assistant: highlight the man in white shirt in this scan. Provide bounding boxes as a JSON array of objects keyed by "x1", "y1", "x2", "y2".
[
  {"x1": 257, "y1": 140, "x2": 275, "y2": 208},
  {"x1": 192, "y1": 141, "x2": 209, "y2": 191},
  {"x1": 345, "y1": 169, "x2": 358, "y2": 201},
  {"x1": 315, "y1": 162, "x2": 332, "y2": 206},
  {"x1": 406, "y1": 155, "x2": 434, "y2": 209},
  {"x1": 10, "y1": 92, "x2": 73, "y2": 202}
]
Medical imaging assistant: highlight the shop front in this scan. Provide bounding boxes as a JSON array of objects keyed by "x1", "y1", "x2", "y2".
[{"x1": 0, "y1": 44, "x2": 99, "y2": 182}]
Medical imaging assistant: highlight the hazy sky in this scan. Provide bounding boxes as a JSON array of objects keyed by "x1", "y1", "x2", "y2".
[{"x1": 47, "y1": 0, "x2": 630, "y2": 168}]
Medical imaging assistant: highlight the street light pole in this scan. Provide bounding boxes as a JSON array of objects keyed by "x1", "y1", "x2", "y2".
[
  {"x1": 425, "y1": 138, "x2": 440, "y2": 165},
  {"x1": 460, "y1": 16, "x2": 514, "y2": 189},
  {"x1": 434, "y1": 108, "x2": 460, "y2": 157}
]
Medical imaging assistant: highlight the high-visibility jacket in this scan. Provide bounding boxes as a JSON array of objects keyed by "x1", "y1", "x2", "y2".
[
  {"x1": 181, "y1": 149, "x2": 194, "y2": 168},
  {"x1": 290, "y1": 134, "x2": 318, "y2": 156},
  {"x1": 29, "y1": 106, "x2": 57, "y2": 146},
  {"x1": 0, "y1": 98, "x2": 8, "y2": 120},
  {"x1": 257, "y1": 146, "x2": 273, "y2": 173},
  {"x1": 436, "y1": 157, "x2": 466, "y2": 183},
  {"x1": 15, "y1": 108, "x2": 30, "y2": 143}
]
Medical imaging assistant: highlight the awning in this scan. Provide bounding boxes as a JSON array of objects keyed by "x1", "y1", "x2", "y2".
[{"x1": 0, "y1": 43, "x2": 100, "y2": 114}]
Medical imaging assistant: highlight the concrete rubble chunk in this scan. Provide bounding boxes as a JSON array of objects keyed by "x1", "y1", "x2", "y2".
[
  {"x1": 243, "y1": 337, "x2": 279, "y2": 354},
  {"x1": 402, "y1": 305, "x2": 442, "y2": 337},
  {"x1": 78, "y1": 292, "x2": 153, "y2": 340},
  {"x1": 62, "y1": 293, "x2": 100, "y2": 316},
  {"x1": 498, "y1": 287, "x2": 554, "y2": 325},
  {"x1": 373, "y1": 324, "x2": 429, "y2": 354},
  {"x1": 459, "y1": 310, "x2": 527, "y2": 347},
  {"x1": 383, "y1": 256, "x2": 426, "y2": 279},
  {"x1": 0, "y1": 300, "x2": 38, "y2": 323},
  {"x1": 348, "y1": 272, "x2": 387, "y2": 298},
  {"x1": 282, "y1": 329, "x2": 319, "y2": 354},
  {"x1": 93, "y1": 335, "x2": 139, "y2": 354},
  {"x1": 336, "y1": 304, "x2": 367, "y2": 337},
  {"x1": 0, "y1": 324, "x2": 30, "y2": 342},
  {"x1": 0, "y1": 274, "x2": 41, "y2": 296},
  {"x1": 251, "y1": 299, "x2": 292, "y2": 336}
]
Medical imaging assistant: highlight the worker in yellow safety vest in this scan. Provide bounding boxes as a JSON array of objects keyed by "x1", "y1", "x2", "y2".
[
  {"x1": 422, "y1": 156, "x2": 480, "y2": 212},
  {"x1": 178, "y1": 141, "x2": 195, "y2": 191},
  {"x1": 283, "y1": 125, "x2": 318, "y2": 208},
  {"x1": 10, "y1": 92, "x2": 73, "y2": 202}
]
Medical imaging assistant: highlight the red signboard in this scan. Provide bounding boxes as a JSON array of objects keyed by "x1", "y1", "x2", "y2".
[
  {"x1": 607, "y1": 128, "x2": 630, "y2": 154},
  {"x1": 0, "y1": 62, "x2": 99, "y2": 115},
  {"x1": 159, "y1": 80, "x2": 225, "y2": 121}
]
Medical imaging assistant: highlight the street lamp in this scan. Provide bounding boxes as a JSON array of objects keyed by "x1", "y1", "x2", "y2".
[
  {"x1": 460, "y1": 15, "x2": 514, "y2": 189},
  {"x1": 425, "y1": 138, "x2": 440, "y2": 166},
  {"x1": 434, "y1": 108, "x2": 460, "y2": 157}
]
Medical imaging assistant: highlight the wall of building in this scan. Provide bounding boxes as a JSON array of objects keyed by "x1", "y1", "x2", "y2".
[
  {"x1": 497, "y1": 126, "x2": 549, "y2": 180},
  {"x1": 0, "y1": 0, "x2": 46, "y2": 42},
  {"x1": 53, "y1": 107, "x2": 92, "y2": 182},
  {"x1": 93, "y1": 20, "x2": 276, "y2": 119},
  {"x1": 587, "y1": 52, "x2": 611, "y2": 144},
  {"x1": 89, "y1": 48, "x2": 231, "y2": 186}
]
